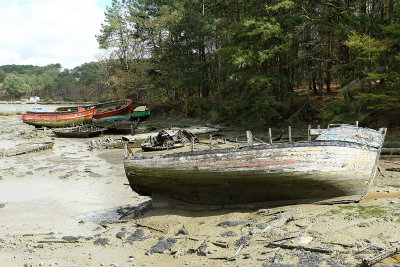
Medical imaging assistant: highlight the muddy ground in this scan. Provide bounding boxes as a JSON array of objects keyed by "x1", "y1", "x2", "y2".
[{"x1": 1, "y1": 115, "x2": 400, "y2": 267}]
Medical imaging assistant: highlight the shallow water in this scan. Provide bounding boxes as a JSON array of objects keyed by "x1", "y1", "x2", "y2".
[{"x1": 0, "y1": 103, "x2": 76, "y2": 112}]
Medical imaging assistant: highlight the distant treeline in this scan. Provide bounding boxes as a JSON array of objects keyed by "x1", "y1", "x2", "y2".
[
  {"x1": 0, "y1": 63, "x2": 108, "y2": 102},
  {"x1": 1, "y1": 0, "x2": 400, "y2": 128}
]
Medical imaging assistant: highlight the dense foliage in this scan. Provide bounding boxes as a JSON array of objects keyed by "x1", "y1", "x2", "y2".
[{"x1": 1, "y1": 0, "x2": 400, "y2": 128}]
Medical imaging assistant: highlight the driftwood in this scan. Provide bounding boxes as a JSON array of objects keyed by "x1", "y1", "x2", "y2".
[
  {"x1": 386, "y1": 167, "x2": 400, "y2": 172},
  {"x1": 362, "y1": 245, "x2": 400, "y2": 267},
  {"x1": 209, "y1": 244, "x2": 244, "y2": 261},
  {"x1": 261, "y1": 211, "x2": 293, "y2": 233},
  {"x1": 134, "y1": 222, "x2": 164, "y2": 233},
  {"x1": 268, "y1": 242, "x2": 333, "y2": 254},
  {"x1": 38, "y1": 240, "x2": 79, "y2": 244}
]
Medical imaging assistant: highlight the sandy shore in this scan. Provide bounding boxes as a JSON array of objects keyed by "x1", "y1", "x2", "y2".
[{"x1": 1, "y1": 115, "x2": 400, "y2": 267}]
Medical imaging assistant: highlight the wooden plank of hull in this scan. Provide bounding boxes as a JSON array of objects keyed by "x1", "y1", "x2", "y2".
[{"x1": 124, "y1": 142, "x2": 379, "y2": 205}]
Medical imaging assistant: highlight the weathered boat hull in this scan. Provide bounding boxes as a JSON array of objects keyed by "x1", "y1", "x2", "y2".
[
  {"x1": 22, "y1": 109, "x2": 94, "y2": 128},
  {"x1": 124, "y1": 141, "x2": 381, "y2": 205},
  {"x1": 0, "y1": 142, "x2": 54, "y2": 157},
  {"x1": 52, "y1": 125, "x2": 106, "y2": 138},
  {"x1": 93, "y1": 99, "x2": 134, "y2": 119}
]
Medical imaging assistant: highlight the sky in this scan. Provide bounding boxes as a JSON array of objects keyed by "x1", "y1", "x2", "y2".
[{"x1": 0, "y1": 0, "x2": 111, "y2": 69}]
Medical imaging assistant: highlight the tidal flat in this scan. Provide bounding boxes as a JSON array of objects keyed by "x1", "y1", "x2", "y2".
[{"x1": 1, "y1": 115, "x2": 400, "y2": 266}]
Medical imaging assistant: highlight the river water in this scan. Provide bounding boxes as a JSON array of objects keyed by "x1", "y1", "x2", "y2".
[{"x1": 0, "y1": 103, "x2": 77, "y2": 112}]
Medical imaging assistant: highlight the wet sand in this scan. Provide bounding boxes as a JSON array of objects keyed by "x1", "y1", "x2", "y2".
[{"x1": 1, "y1": 115, "x2": 400, "y2": 266}]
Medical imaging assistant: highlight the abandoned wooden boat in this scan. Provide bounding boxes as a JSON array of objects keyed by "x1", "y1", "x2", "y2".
[
  {"x1": 22, "y1": 108, "x2": 94, "y2": 128},
  {"x1": 141, "y1": 129, "x2": 198, "y2": 151},
  {"x1": 92, "y1": 106, "x2": 150, "y2": 131},
  {"x1": 52, "y1": 125, "x2": 106, "y2": 138},
  {"x1": 124, "y1": 124, "x2": 387, "y2": 205},
  {"x1": 55, "y1": 99, "x2": 134, "y2": 119},
  {"x1": 0, "y1": 142, "x2": 54, "y2": 157},
  {"x1": 92, "y1": 98, "x2": 134, "y2": 119}
]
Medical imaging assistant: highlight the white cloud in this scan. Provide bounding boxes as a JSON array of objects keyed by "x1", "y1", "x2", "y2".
[{"x1": 0, "y1": 0, "x2": 105, "y2": 69}]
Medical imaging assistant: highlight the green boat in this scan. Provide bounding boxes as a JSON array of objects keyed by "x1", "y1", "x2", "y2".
[
  {"x1": 92, "y1": 106, "x2": 150, "y2": 133},
  {"x1": 98, "y1": 106, "x2": 150, "y2": 121}
]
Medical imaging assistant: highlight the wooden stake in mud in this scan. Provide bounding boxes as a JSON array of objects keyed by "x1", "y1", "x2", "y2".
[
  {"x1": 269, "y1": 128, "x2": 273, "y2": 145},
  {"x1": 288, "y1": 126, "x2": 292, "y2": 143},
  {"x1": 209, "y1": 134, "x2": 213, "y2": 149},
  {"x1": 308, "y1": 125, "x2": 311, "y2": 142},
  {"x1": 191, "y1": 137, "x2": 195, "y2": 152},
  {"x1": 246, "y1": 131, "x2": 253, "y2": 146}
]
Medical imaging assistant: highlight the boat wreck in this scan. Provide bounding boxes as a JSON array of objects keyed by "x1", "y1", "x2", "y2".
[
  {"x1": 52, "y1": 125, "x2": 106, "y2": 138},
  {"x1": 0, "y1": 142, "x2": 54, "y2": 157},
  {"x1": 22, "y1": 108, "x2": 94, "y2": 128},
  {"x1": 124, "y1": 124, "x2": 386, "y2": 205}
]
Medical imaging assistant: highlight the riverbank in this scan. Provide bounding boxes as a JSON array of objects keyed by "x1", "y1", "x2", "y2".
[{"x1": 1, "y1": 115, "x2": 400, "y2": 266}]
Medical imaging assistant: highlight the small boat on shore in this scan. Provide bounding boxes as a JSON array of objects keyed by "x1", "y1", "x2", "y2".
[
  {"x1": 52, "y1": 125, "x2": 106, "y2": 138},
  {"x1": 92, "y1": 106, "x2": 150, "y2": 133},
  {"x1": 55, "y1": 98, "x2": 134, "y2": 119},
  {"x1": 22, "y1": 108, "x2": 94, "y2": 128},
  {"x1": 124, "y1": 124, "x2": 386, "y2": 205}
]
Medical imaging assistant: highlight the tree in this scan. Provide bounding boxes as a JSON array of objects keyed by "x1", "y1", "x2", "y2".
[{"x1": 2, "y1": 74, "x2": 32, "y2": 99}]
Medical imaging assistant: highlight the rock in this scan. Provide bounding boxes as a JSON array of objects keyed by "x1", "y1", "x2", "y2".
[
  {"x1": 146, "y1": 237, "x2": 177, "y2": 255},
  {"x1": 0, "y1": 203, "x2": 5, "y2": 209},
  {"x1": 116, "y1": 232, "x2": 126, "y2": 239},
  {"x1": 176, "y1": 226, "x2": 189, "y2": 236},
  {"x1": 94, "y1": 238, "x2": 110, "y2": 246},
  {"x1": 235, "y1": 234, "x2": 253, "y2": 247},
  {"x1": 126, "y1": 229, "x2": 150, "y2": 244}
]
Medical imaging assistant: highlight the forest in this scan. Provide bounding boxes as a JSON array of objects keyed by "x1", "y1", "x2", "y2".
[{"x1": 1, "y1": 0, "x2": 400, "y2": 129}]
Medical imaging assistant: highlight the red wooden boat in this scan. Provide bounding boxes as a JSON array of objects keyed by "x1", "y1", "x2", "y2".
[
  {"x1": 93, "y1": 98, "x2": 134, "y2": 119},
  {"x1": 22, "y1": 107, "x2": 94, "y2": 128},
  {"x1": 54, "y1": 98, "x2": 134, "y2": 119}
]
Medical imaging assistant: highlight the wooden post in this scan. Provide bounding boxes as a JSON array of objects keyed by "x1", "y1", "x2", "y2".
[
  {"x1": 246, "y1": 131, "x2": 253, "y2": 146},
  {"x1": 318, "y1": 125, "x2": 320, "y2": 129},
  {"x1": 288, "y1": 126, "x2": 292, "y2": 143},
  {"x1": 269, "y1": 128, "x2": 272, "y2": 145},
  {"x1": 209, "y1": 134, "x2": 213, "y2": 149},
  {"x1": 308, "y1": 125, "x2": 311, "y2": 142},
  {"x1": 191, "y1": 137, "x2": 195, "y2": 152},
  {"x1": 355, "y1": 121, "x2": 359, "y2": 127}
]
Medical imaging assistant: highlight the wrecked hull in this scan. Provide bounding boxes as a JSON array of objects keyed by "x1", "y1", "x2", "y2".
[{"x1": 124, "y1": 140, "x2": 383, "y2": 205}]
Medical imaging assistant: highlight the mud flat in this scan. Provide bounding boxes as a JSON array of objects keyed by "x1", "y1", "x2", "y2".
[{"x1": 1, "y1": 115, "x2": 400, "y2": 266}]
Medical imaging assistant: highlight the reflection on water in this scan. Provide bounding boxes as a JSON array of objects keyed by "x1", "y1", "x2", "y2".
[{"x1": 0, "y1": 104, "x2": 76, "y2": 112}]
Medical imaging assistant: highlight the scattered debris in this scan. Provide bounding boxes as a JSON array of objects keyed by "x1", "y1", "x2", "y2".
[
  {"x1": 261, "y1": 212, "x2": 293, "y2": 233},
  {"x1": 62, "y1": 236, "x2": 81, "y2": 242},
  {"x1": 268, "y1": 242, "x2": 333, "y2": 254},
  {"x1": 361, "y1": 245, "x2": 400, "y2": 267},
  {"x1": 217, "y1": 220, "x2": 258, "y2": 228}
]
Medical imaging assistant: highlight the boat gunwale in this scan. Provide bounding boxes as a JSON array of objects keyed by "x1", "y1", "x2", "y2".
[{"x1": 124, "y1": 140, "x2": 382, "y2": 161}]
